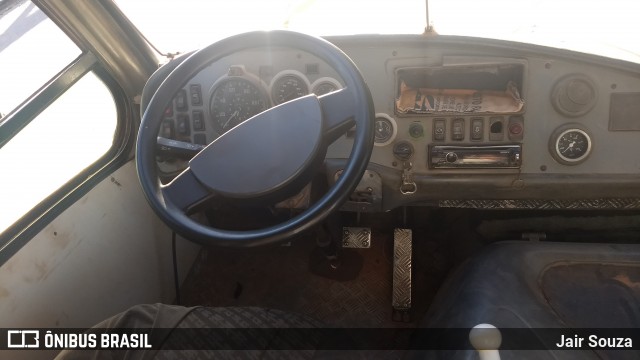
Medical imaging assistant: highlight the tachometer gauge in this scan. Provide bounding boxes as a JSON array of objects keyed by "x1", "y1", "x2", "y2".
[
  {"x1": 373, "y1": 113, "x2": 397, "y2": 147},
  {"x1": 210, "y1": 77, "x2": 267, "y2": 134},
  {"x1": 270, "y1": 70, "x2": 310, "y2": 105},
  {"x1": 311, "y1": 77, "x2": 342, "y2": 96},
  {"x1": 550, "y1": 125, "x2": 592, "y2": 165}
]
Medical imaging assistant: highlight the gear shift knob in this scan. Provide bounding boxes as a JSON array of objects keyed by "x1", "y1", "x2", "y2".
[{"x1": 469, "y1": 323, "x2": 502, "y2": 360}]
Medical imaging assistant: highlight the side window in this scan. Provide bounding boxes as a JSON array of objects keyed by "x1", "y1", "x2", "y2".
[
  {"x1": 0, "y1": 73, "x2": 117, "y2": 232},
  {"x1": 0, "y1": 2, "x2": 119, "y2": 233},
  {"x1": 0, "y1": 1, "x2": 80, "y2": 116}
]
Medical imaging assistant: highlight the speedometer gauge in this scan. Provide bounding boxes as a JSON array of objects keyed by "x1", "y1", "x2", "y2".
[
  {"x1": 549, "y1": 125, "x2": 592, "y2": 165},
  {"x1": 270, "y1": 70, "x2": 310, "y2": 105},
  {"x1": 210, "y1": 77, "x2": 267, "y2": 134}
]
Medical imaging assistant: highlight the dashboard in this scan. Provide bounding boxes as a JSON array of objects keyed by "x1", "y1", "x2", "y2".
[{"x1": 152, "y1": 35, "x2": 640, "y2": 211}]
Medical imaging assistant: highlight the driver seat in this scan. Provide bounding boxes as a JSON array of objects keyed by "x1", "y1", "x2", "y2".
[
  {"x1": 417, "y1": 241, "x2": 640, "y2": 359},
  {"x1": 55, "y1": 305, "x2": 354, "y2": 359},
  {"x1": 56, "y1": 242, "x2": 640, "y2": 359}
]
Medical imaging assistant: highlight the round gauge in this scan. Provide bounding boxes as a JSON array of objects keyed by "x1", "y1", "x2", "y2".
[
  {"x1": 210, "y1": 77, "x2": 267, "y2": 133},
  {"x1": 550, "y1": 126, "x2": 592, "y2": 165},
  {"x1": 374, "y1": 113, "x2": 397, "y2": 147},
  {"x1": 270, "y1": 70, "x2": 310, "y2": 105},
  {"x1": 311, "y1": 77, "x2": 342, "y2": 96}
]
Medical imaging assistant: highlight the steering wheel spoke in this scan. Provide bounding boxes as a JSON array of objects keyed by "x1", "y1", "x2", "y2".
[
  {"x1": 161, "y1": 168, "x2": 213, "y2": 212},
  {"x1": 319, "y1": 88, "x2": 357, "y2": 144}
]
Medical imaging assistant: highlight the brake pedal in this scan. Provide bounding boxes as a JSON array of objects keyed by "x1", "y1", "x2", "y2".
[
  {"x1": 342, "y1": 227, "x2": 371, "y2": 248},
  {"x1": 392, "y1": 228, "x2": 412, "y2": 314}
]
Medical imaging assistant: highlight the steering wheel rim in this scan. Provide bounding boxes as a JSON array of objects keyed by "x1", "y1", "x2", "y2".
[{"x1": 136, "y1": 30, "x2": 374, "y2": 247}]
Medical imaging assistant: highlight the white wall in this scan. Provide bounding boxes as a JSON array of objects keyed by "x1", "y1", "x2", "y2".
[{"x1": 0, "y1": 160, "x2": 200, "y2": 359}]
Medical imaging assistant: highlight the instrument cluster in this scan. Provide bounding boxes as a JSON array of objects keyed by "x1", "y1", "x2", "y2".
[{"x1": 156, "y1": 53, "x2": 344, "y2": 177}]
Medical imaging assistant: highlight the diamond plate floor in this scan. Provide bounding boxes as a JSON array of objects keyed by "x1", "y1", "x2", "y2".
[{"x1": 180, "y1": 226, "x2": 450, "y2": 329}]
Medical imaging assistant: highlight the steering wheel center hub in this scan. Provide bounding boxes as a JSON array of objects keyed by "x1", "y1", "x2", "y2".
[{"x1": 190, "y1": 94, "x2": 325, "y2": 201}]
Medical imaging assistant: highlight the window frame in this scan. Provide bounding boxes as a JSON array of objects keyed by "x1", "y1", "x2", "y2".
[{"x1": 0, "y1": 52, "x2": 135, "y2": 266}]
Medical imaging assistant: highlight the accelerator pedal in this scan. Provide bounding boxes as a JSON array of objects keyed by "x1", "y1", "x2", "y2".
[{"x1": 392, "y1": 228, "x2": 412, "y2": 321}]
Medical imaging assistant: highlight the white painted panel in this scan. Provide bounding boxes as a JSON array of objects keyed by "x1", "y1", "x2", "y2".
[{"x1": 0, "y1": 160, "x2": 199, "y2": 359}]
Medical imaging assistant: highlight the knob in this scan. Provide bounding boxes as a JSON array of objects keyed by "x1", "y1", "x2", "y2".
[
  {"x1": 409, "y1": 123, "x2": 424, "y2": 138},
  {"x1": 393, "y1": 141, "x2": 414, "y2": 160},
  {"x1": 469, "y1": 324, "x2": 502, "y2": 360},
  {"x1": 445, "y1": 152, "x2": 458, "y2": 163},
  {"x1": 508, "y1": 123, "x2": 522, "y2": 135}
]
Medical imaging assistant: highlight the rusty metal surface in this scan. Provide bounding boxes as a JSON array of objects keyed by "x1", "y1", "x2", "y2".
[{"x1": 439, "y1": 198, "x2": 640, "y2": 210}]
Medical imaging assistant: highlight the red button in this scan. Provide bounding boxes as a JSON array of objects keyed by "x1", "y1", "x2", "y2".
[{"x1": 509, "y1": 123, "x2": 523, "y2": 135}]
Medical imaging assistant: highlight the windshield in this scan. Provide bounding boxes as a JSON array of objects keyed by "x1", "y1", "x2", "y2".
[{"x1": 117, "y1": 0, "x2": 640, "y2": 64}]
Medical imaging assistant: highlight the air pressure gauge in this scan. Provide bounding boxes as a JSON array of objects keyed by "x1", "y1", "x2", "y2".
[{"x1": 549, "y1": 125, "x2": 592, "y2": 165}]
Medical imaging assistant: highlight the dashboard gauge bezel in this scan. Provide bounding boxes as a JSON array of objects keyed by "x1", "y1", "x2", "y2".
[
  {"x1": 269, "y1": 69, "x2": 311, "y2": 105},
  {"x1": 311, "y1": 77, "x2": 343, "y2": 96},
  {"x1": 550, "y1": 74, "x2": 598, "y2": 117},
  {"x1": 373, "y1": 113, "x2": 397, "y2": 147},
  {"x1": 549, "y1": 124, "x2": 593, "y2": 165},
  {"x1": 208, "y1": 74, "x2": 270, "y2": 135}
]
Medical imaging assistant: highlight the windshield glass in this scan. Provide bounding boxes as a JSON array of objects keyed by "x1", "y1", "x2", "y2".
[{"x1": 117, "y1": 0, "x2": 640, "y2": 64}]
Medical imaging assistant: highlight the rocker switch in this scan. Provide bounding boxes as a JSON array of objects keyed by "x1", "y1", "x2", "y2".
[
  {"x1": 433, "y1": 118, "x2": 446, "y2": 141},
  {"x1": 176, "y1": 89, "x2": 188, "y2": 111},
  {"x1": 452, "y1": 118, "x2": 465, "y2": 141},
  {"x1": 471, "y1": 118, "x2": 483, "y2": 141}
]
